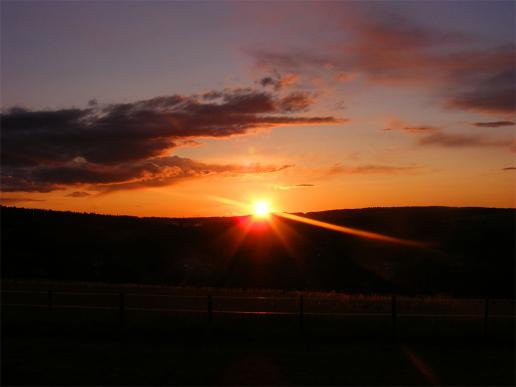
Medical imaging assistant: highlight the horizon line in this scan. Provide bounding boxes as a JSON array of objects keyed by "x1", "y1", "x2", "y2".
[{"x1": 1, "y1": 204, "x2": 515, "y2": 220}]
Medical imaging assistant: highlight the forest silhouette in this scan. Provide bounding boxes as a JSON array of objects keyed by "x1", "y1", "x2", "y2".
[{"x1": 2, "y1": 206, "x2": 514, "y2": 298}]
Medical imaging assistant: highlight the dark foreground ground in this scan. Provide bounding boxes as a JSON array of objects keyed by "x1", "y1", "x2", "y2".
[
  {"x1": 3, "y1": 328, "x2": 515, "y2": 386},
  {"x1": 2, "y1": 282, "x2": 515, "y2": 386}
]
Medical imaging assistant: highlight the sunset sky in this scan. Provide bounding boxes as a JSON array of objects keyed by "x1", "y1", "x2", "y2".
[{"x1": 1, "y1": 1, "x2": 515, "y2": 217}]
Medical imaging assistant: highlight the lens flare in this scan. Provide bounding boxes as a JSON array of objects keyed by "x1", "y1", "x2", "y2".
[
  {"x1": 207, "y1": 194, "x2": 427, "y2": 248},
  {"x1": 276, "y1": 212, "x2": 427, "y2": 248}
]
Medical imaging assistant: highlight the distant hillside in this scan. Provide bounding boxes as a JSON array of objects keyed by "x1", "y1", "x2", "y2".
[{"x1": 1, "y1": 206, "x2": 514, "y2": 297}]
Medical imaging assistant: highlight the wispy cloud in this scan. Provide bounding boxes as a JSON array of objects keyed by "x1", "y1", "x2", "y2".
[
  {"x1": 274, "y1": 183, "x2": 315, "y2": 190},
  {"x1": 0, "y1": 197, "x2": 45, "y2": 204},
  {"x1": 418, "y1": 132, "x2": 515, "y2": 151},
  {"x1": 472, "y1": 121, "x2": 515, "y2": 128},
  {"x1": 383, "y1": 126, "x2": 438, "y2": 134},
  {"x1": 248, "y1": 9, "x2": 515, "y2": 116},
  {"x1": 382, "y1": 118, "x2": 439, "y2": 134},
  {"x1": 65, "y1": 191, "x2": 92, "y2": 198},
  {"x1": 277, "y1": 163, "x2": 423, "y2": 185},
  {"x1": 328, "y1": 164, "x2": 421, "y2": 176},
  {"x1": 384, "y1": 118, "x2": 515, "y2": 152}
]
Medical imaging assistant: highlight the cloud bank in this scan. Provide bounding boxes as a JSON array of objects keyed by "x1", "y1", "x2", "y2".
[{"x1": 1, "y1": 88, "x2": 341, "y2": 193}]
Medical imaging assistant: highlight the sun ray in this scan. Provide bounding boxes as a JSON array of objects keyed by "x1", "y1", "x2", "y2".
[{"x1": 275, "y1": 212, "x2": 428, "y2": 248}]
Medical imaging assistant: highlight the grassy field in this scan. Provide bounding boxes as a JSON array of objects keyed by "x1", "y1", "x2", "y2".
[{"x1": 2, "y1": 280, "x2": 515, "y2": 385}]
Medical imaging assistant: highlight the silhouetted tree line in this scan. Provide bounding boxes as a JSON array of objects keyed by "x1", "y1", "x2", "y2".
[{"x1": 1, "y1": 206, "x2": 514, "y2": 298}]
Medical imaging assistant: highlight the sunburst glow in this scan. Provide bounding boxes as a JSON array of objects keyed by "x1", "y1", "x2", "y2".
[
  {"x1": 253, "y1": 200, "x2": 271, "y2": 218},
  {"x1": 210, "y1": 194, "x2": 427, "y2": 247}
]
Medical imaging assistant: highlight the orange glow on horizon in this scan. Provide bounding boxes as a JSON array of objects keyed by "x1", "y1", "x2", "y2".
[{"x1": 211, "y1": 195, "x2": 427, "y2": 248}]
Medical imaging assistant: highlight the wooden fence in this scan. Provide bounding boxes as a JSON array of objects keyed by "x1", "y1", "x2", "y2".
[{"x1": 2, "y1": 289, "x2": 514, "y2": 338}]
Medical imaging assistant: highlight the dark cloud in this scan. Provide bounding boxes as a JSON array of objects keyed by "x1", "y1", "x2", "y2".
[
  {"x1": 66, "y1": 191, "x2": 91, "y2": 198},
  {"x1": 472, "y1": 121, "x2": 514, "y2": 128},
  {"x1": 1, "y1": 89, "x2": 339, "y2": 168},
  {"x1": 259, "y1": 73, "x2": 299, "y2": 91},
  {"x1": 1, "y1": 88, "x2": 341, "y2": 193},
  {"x1": 260, "y1": 77, "x2": 276, "y2": 88},
  {"x1": 502, "y1": 167, "x2": 516, "y2": 170}
]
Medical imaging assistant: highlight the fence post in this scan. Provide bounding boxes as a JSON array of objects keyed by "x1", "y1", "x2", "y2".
[
  {"x1": 208, "y1": 295, "x2": 213, "y2": 326},
  {"x1": 47, "y1": 289, "x2": 53, "y2": 312},
  {"x1": 391, "y1": 295, "x2": 397, "y2": 340},
  {"x1": 299, "y1": 294, "x2": 304, "y2": 332},
  {"x1": 483, "y1": 298, "x2": 489, "y2": 338},
  {"x1": 119, "y1": 292, "x2": 125, "y2": 329}
]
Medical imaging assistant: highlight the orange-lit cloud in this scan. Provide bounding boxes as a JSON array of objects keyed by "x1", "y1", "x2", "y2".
[
  {"x1": 326, "y1": 164, "x2": 421, "y2": 176},
  {"x1": 65, "y1": 191, "x2": 91, "y2": 198},
  {"x1": 2, "y1": 155, "x2": 294, "y2": 193}
]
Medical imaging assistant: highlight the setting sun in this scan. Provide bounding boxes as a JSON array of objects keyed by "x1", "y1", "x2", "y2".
[{"x1": 253, "y1": 201, "x2": 271, "y2": 218}]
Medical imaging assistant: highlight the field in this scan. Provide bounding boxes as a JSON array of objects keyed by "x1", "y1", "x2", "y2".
[{"x1": 2, "y1": 281, "x2": 515, "y2": 385}]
